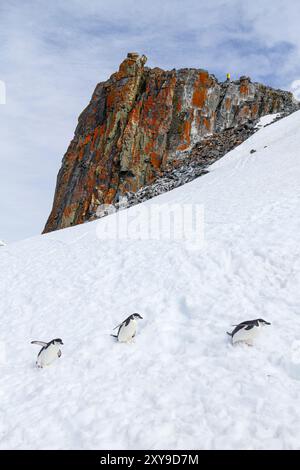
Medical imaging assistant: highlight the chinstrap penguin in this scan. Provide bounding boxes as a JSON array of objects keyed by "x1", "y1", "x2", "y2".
[
  {"x1": 227, "y1": 319, "x2": 271, "y2": 346},
  {"x1": 31, "y1": 338, "x2": 64, "y2": 367},
  {"x1": 111, "y1": 313, "x2": 143, "y2": 343}
]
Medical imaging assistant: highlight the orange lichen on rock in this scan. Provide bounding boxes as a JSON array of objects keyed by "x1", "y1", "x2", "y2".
[
  {"x1": 240, "y1": 105, "x2": 250, "y2": 117},
  {"x1": 240, "y1": 83, "x2": 249, "y2": 96},
  {"x1": 192, "y1": 71, "x2": 209, "y2": 108},
  {"x1": 84, "y1": 134, "x2": 92, "y2": 145},
  {"x1": 177, "y1": 119, "x2": 191, "y2": 151},
  {"x1": 251, "y1": 103, "x2": 258, "y2": 118},
  {"x1": 225, "y1": 97, "x2": 231, "y2": 111},
  {"x1": 150, "y1": 152, "x2": 161, "y2": 168},
  {"x1": 192, "y1": 88, "x2": 207, "y2": 108},
  {"x1": 203, "y1": 117, "x2": 211, "y2": 131},
  {"x1": 105, "y1": 188, "x2": 117, "y2": 204}
]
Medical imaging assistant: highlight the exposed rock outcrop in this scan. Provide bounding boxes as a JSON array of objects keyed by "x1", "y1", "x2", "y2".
[
  {"x1": 44, "y1": 53, "x2": 299, "y2": 233},
  {"x1": 94, "y1": 118, "x2": 268, "y2": 216}
]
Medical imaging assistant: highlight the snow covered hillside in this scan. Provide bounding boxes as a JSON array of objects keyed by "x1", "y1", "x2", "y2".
[{"x1": 1, "y1": 111, "x2": 300, "y2": 450}]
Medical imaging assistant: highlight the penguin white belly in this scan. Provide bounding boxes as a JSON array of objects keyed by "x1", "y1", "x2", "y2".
[
  {"x1": 118, "y1": 320, "x2": 137, "y2": 343},
  {"x1": 36, "y1": 344, "x2": 61, "y2": 367},
  {"x1": 232, "y1": 326, "x2": 260, "y2": 346}
]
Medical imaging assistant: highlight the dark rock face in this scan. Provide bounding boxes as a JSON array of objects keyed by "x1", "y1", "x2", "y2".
[
  {"x1": 95, "y1": 120, "x2": 260, "y2": 214},
  {"x1": 43, "y1": 53, "x2": 299, "y2": 233}
]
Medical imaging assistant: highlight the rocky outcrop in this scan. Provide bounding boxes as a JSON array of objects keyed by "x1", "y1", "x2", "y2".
[
  {"x1": 44, "y1": 53, "x2": 299, "y2": 233},
  {"x1": 94, "y1": 118, "x2": 268, "y2": 215}
]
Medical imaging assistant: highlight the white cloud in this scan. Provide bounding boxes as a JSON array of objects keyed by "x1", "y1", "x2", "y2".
[
  {"x1": 290, "y1": 80, "x2": 300, "y2": 100},
  {"x1": 1, "y1": 0, "x2": 300, "y2": 241}
]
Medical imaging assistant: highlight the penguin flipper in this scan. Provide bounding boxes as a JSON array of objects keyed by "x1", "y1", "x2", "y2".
[
  {"x1": 113, "y1": 315, "x2": 132, "y2": 330},
  {"x1": 58, "y1": 349, "x2": 62, "y2": 358},
  {"x1": 31, "y1": 341, "x2": 48, "y2": 347}
]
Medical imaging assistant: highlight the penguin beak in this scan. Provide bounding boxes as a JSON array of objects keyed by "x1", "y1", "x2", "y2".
[{"x1": 264, "y1": 321, "x2": 271, "y2": 326}]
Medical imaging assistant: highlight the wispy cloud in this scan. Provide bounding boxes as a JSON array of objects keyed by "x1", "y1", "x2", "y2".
[{"x1": 1, "y1": 0, "x2": 300, "y2": 241}]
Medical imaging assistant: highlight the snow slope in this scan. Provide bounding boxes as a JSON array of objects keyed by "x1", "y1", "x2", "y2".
[{"x1": 1, "y1": 111, "x2": 300, "y2": 450}]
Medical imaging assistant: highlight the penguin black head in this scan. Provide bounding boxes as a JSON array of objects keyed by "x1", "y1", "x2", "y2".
[
  {"x1": 257, "y1": 319, "x2": 271, "y2": 326},
  {"x1": 52, "y1": 338, "x2": 64, "y2": 345},
  {"x1": 132, "y1": 313, "x2": 143, "y2": 320}
]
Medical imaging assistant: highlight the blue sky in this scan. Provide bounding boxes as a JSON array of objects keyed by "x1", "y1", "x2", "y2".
[{"x1": 1, "y1": 0, "x2": 300, "y2": 242}]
